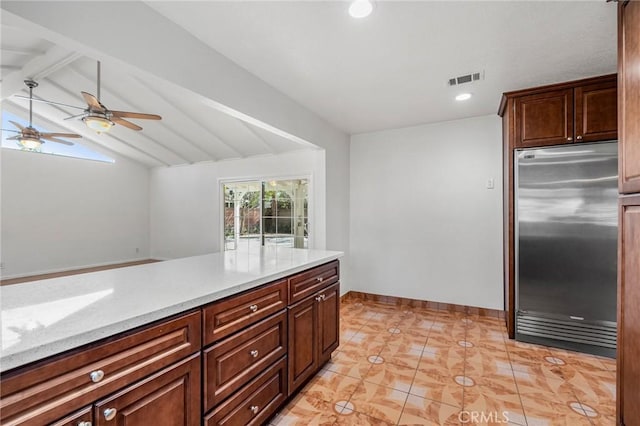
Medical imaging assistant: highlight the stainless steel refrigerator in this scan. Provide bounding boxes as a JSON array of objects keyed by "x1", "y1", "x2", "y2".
[{"x1": 515, "y1": 141, "x2": 618, "y2": 357}]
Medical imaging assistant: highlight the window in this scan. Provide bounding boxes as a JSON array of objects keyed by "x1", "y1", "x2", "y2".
[
  {"x1": 1, "y1": 111, "x2": 114, "y2": 163},
  {"x1": 223, "y1": 179, "x2": 309, "y2": 251}
]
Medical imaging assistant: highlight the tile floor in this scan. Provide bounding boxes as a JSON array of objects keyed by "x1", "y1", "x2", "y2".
[{"x1": 271, "y1": 299, "x2": 616, "y2": 426}]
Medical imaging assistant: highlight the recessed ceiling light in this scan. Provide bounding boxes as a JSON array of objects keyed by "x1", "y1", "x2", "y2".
[
  {"x1": 349, "y1": 0, "x2": 373, "y2": 18},
  {"x1": 455, "y1": 93, "x2": 472, "y2": 101}
]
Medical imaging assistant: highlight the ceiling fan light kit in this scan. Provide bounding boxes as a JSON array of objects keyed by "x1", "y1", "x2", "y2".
[{"x1": 83, "y1": 115, "x2": 114, "y2": 132}]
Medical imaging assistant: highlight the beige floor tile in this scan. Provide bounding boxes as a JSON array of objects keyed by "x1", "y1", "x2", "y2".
[
  {"x1": 463, "y1": 385, "x2": 526, "y2": 425},
  {"x1": 399, "y1": 394, "x2": 461, "y2": 425},
  {"x1": 409, "y1": 369, "x2": 465, "y2": 408},
  {"x1": 271, "y1": 394, "x2": 338, "y2": 426},
  {"x1": 348, "y1": 381, "x2": 408, "y2": 424},
  {"x1": 334, "y1": 410, "x2": 394, "y2": 425},
  {"x1": 378, "y1": 343, "x2": 425, "y2": 369},
  {"x1": 324, "y1": 357, "x2": 373, "y2": 380},
  {"x1": 301, "y1": 369, "x2": 361, "y2": 405},
  {"x1": 363, "y1": 361, "x2": 416, "y2": 392},
  {"x1": 521, "y1": 397, "x2": 594, "y2": 426}
]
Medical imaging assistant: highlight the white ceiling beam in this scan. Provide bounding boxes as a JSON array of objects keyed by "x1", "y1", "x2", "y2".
[
  {"x1": 237, "y1": 120, "x2": 279, "y2": 155},
  {"x1": 0, "y1": 46, "x2": 46, "y2": 56},
  {"x1": 1, "y1": 44, "x2": 81, "y2": 101},
  {"x1": 132, "y1": 75, "x2": 244, "y2": 160}
]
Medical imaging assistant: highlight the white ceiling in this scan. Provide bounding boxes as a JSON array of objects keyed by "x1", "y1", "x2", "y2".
[
  {"x1": 2, "y1": 1, "x2": 618, "y2": 167},
  {"x1": 149, "y1": 1, "x2": 618, "y2": 134}
]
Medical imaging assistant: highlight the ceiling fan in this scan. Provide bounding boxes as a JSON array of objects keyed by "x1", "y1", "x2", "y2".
[
  {"x1": 16, "y1": 61, "x2": 162, "y2": 133},
  {"x1": 2, "y1": 80, "x2": 81, "y2": 150}
]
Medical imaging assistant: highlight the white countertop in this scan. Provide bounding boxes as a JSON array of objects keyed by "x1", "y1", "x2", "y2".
[{"x1": 0, "y1": 247, "x2": 342, "y2": 372}]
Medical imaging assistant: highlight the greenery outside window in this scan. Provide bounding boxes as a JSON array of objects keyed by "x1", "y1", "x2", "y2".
[{"x1": 223, "y1": 179, "x2": 309, "y2": 251}]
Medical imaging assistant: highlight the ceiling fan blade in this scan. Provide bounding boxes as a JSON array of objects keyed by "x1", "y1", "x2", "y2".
[
  {"x1": 81, "y1": 92, "x2": 105, "y2": 112},
  {"x1": 1, "y1": 128, "x2": 21, "y2": 133},
  {"x1": 8, "y1": 120, "x2": 25, "y2": 130},
  {"x1": 13, "y1": 95, "x2": 86, "y2": 110},
  {"x1": 41, "y1": 135, "x2": 74, "y2": 146},
  {"x1": 110, "y1": 110, "x2": 162, "y2": 120},
  {"x1": 112, "y1": 116, "x2": 142, "y2": 131},
  {"x1": 6, "y1": 135, "x2": 22, "y2": 140},
  {"x1": 41, "y1": 132, "x2": 82, "y2": 139}
]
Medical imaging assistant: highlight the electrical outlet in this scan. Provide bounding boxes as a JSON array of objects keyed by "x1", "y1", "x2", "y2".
[{"x1": 486, "y1": 178, "x2": 495, "y2": 189}]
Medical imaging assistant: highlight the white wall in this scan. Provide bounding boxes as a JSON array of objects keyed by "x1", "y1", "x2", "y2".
[
  {"x1": 150, "y1": 150, "x2": 326, "y2": 260},
  {"x1": 350, "y1": 115, "x2": 503, "y2": 309},
  {"x1": 1, "y1": 149, "x2": 150, "y2": 278}
]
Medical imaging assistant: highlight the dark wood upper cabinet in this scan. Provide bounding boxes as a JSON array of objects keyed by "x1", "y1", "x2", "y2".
[
  {"x1": 619, "y1": 0, "x2": 640, "y2": 194},
  {"x1": 575, "y1": 80, "x2": 618, "y2": 143},
  {"x1": 515, "y1": 89, "x2": 574, "y2": 147}
]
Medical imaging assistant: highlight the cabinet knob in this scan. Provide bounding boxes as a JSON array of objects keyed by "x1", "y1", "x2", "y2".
[
  {"x1": 576, "y1": 135, "x2": 583, "y2": 140},
  {"x1": 321, "y1": 294, "x2": 326, "y2": 301},
  {"x1": 567, "y1": 137, "x2": 573, "y2": 141},
  {"x1": 89, "y1": 370, "x2": 105, "y2": 383},
  {"x1": 315, "y1": 295, "x2": 322, "y2": 302},
  {"x1": 316, "y1": 277, "x2": 324, "y2": 282},
  {"x1": 103, "y1": 408, "x2": 117, "y2": 421},
  {"x1": 249, "y1": 304, "x2": 258, "y2": 312},
  {"x1": 250, "y1": 349, "x2": 259, "y2": 358},
  {"x1": 77, "y1": 422, "x2": 92, "y2": 426},
  {"x1": 250, "y1": 405, "x2": 259, "y2": 414}
]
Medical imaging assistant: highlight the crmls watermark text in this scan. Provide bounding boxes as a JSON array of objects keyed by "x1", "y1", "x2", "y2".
[{"x1": 459, "y1": 410, "x2": 510, "y2": 424}]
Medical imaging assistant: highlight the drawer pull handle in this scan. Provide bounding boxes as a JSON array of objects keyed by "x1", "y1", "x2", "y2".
[
  {"x1": 249, "y1": 304, "x2": 259, "y2": 312},
  {"x1": 317, "y1": 277, "x2": 324, "y2": 282},
  {"x1": 250, "y1": 349, "x2": 259, "y2": 358},
  {"x1": 315, "y1": 295, "x2": 322, "y2": 302},
  {"x1": 89, "y1": 370, "x2": 105, "y2": 383},
  {"x1": 250, "y1": 405, "x2": 259, "y2": 414},
  {"x1": 103, "y1": 408, "x2": 117, "y2": 421},
  {"x1": 78, "y1": 422, "x2": 92, "y2": 426},
  {"x1": 321, "y1": 294, "x2": 326, "y2": 301}
]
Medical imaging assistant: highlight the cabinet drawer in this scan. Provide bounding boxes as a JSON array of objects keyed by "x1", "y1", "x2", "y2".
[
  {"x1": 203, "y1": 280, "x2": 287, "y2": 345},
  {"x1": 50, "y1": 406, "x2": 92, "y2": 426},
  {"x1": 204, "y1": 311, "x2": 287, "y2": 411},
  {"x1": 0, "y1": 311, "x2": 201, "y2": 426},
  {"x1": 289, "y1": 261, "x2": 339, "y2": 304},
  {"x1": 204, "y1": 357, "x2": 287, "y2": 426}
]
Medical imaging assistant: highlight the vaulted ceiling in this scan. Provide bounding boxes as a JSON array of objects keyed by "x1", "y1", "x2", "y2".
[{"x1": 2, "y1": 1, "x2": 618, "y2": 167}]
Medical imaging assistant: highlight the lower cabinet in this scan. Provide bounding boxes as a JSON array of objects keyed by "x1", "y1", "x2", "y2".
[
  {"x1": 0, "y1": 260, "x2": 341, "y2": 426},
  {"x1": 288, "y1": 282, "x2": 340, "y2": 395},
  {"x1": 94, "y1": 354, "x2": 200, "y2": 426}
]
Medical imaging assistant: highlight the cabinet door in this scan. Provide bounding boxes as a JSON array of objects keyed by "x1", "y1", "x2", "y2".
[
  {"x1": 515, "y1": 89, "x2": 574, "y2": 147},
  {"x1": 619, "y1": 0, "x2": 640, "y2": 194},
  {"x1": 94, "y1": 354, "x2": 200, "y2": 426},
  {"x1": 618, "y1": 195, "x2": 640, "y2": 426},
  {"x1": 574, "y1": 80, "x2": 618, "y2": 143},
  {"x1": 317, "y1": 283, "x2": 340, "y2": 365},
  {"x1": 287, "y1": 296, "x2": 317, "y2": 395}
]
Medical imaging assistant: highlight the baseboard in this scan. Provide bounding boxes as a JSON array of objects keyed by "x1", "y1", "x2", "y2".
[
  {"x1": 0, "y1": 259, "x2": 161, "y2": 285},
  {"x1": 340, "y1": 290, "x2": 505, "y2": 319}
]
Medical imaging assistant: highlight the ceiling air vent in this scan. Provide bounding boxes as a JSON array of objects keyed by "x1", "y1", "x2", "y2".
[{"x1": 448, "y1": 71, "x2": 484, "y2": 87}]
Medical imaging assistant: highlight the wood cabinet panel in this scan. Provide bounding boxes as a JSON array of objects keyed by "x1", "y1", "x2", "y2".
[
  {"x1": 619, "y1": 0, "x2": 640, "y2": 194},
  {"x1": 94, "y1": 354, "x2": 200, "y2": 426},
  {"x1": 204, "y1": 311, "x2": 287, "y2": 411},
  {"x1": 203, "y1": 280, "x2": 287, "y2": 345},
  {"x1": 575, "y1": 79, "x2": 618, "y2": 142},
  {"x1": 204, "y1": 357, "x2": 287, "y2": 426},
  {"x1": 618, "y1": 195, "x2": 640, "y2": 426},
  {"x1": 287, "y1": 296, "x2": 317, "y2": 394},
  {"x1": 49, "y1": 406, "x2": 92, "y2": 426},
  {"x1": 515, "y1": 89, "x2": 573, "y2": 147},
  {"x1": 318, "y1": 283, "x2": 340, "y2": 365},
  {"x1": 289, "y1": 261, "x2": 339, "y2": 304},
  {"x1": 0, "y1": 311, "x2": 201, "y2": 426}
]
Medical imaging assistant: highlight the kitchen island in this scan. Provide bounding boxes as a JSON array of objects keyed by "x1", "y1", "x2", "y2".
[{"x1": 0, "y1": 247, "x2": 342, "y2": 425}]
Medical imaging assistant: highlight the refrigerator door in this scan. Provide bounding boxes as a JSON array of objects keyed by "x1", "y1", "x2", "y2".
[{"x1": 515, "y1": 141, "x2": 618, "y2": 356}]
